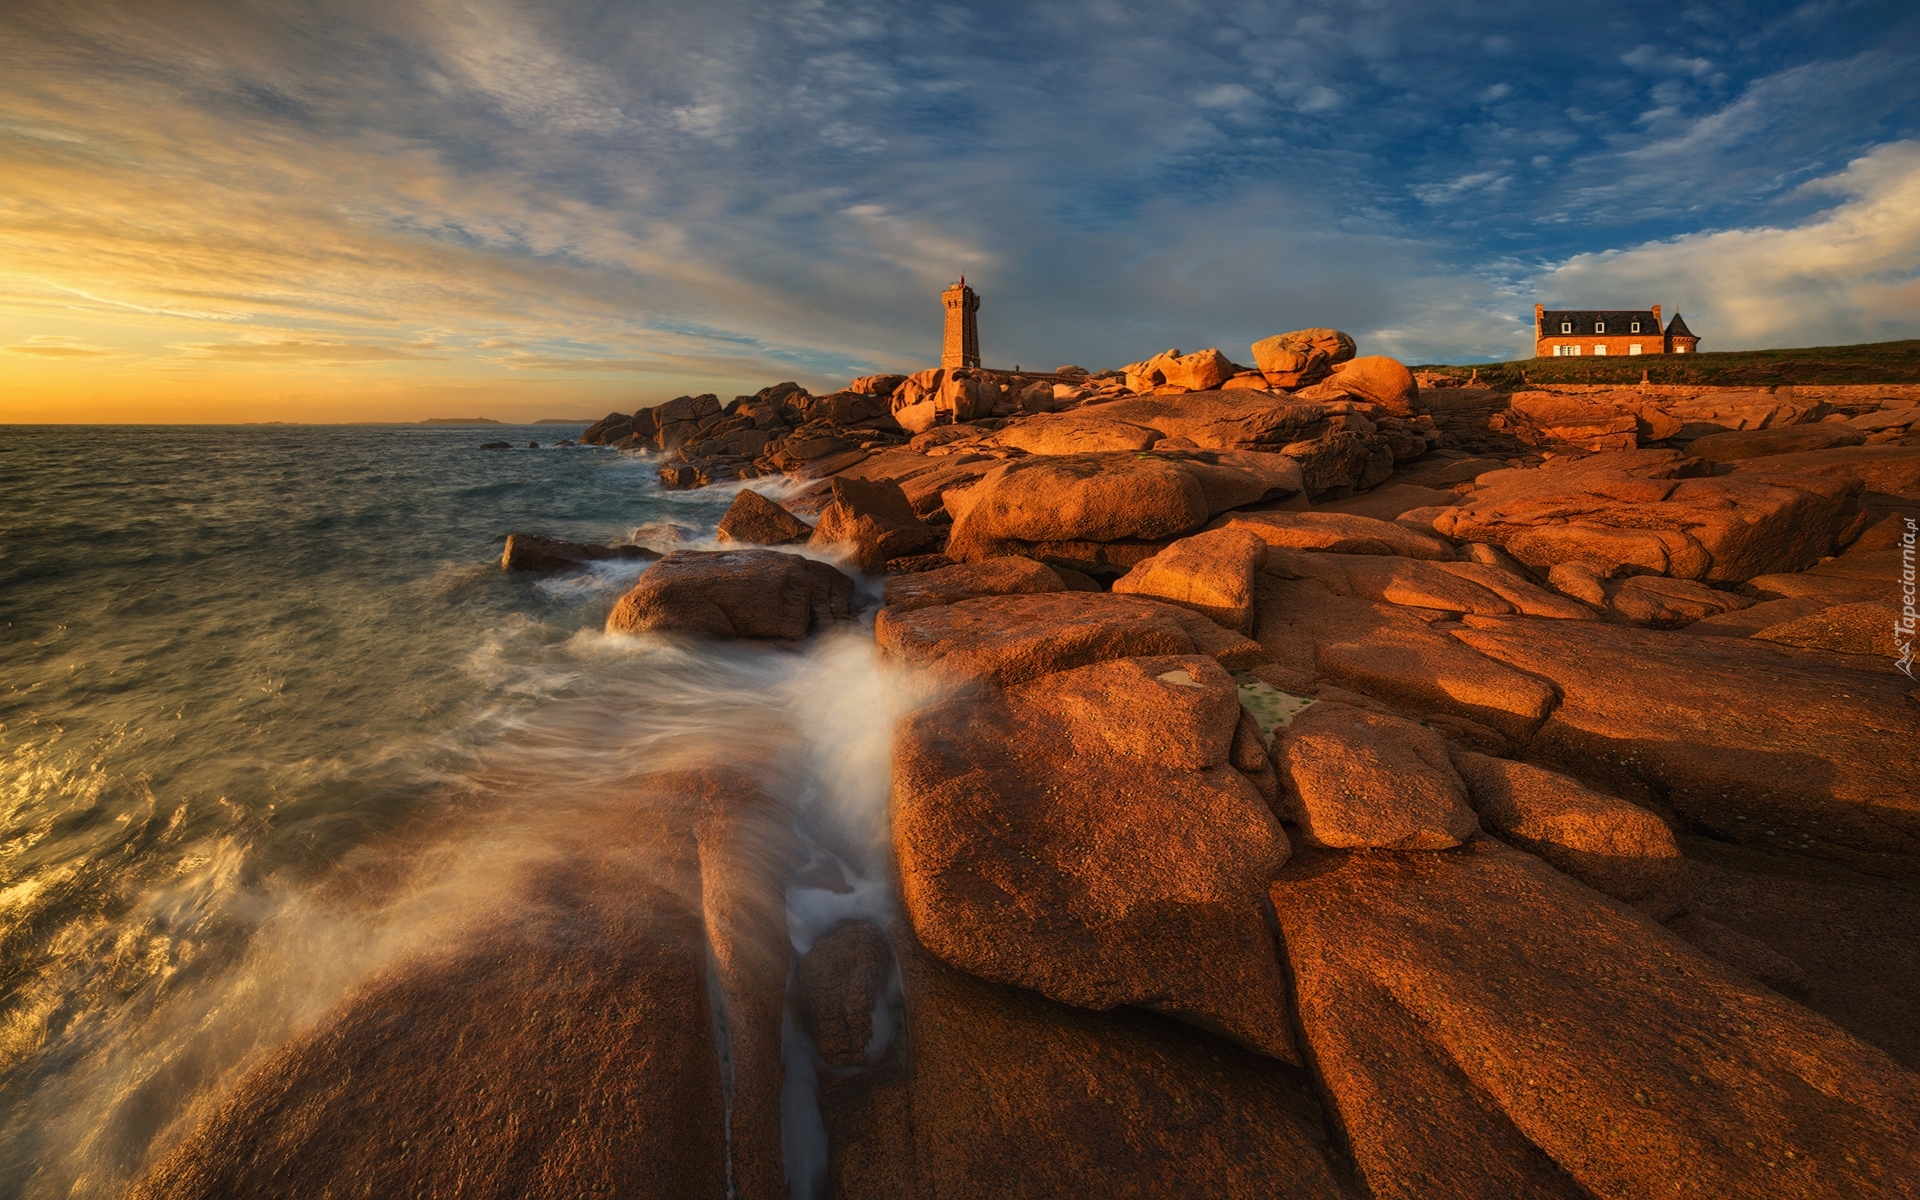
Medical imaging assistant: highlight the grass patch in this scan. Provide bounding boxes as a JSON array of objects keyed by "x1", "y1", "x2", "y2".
[{"x1": 1413, "y1": 339, "x2": 1920, "y2": 390}]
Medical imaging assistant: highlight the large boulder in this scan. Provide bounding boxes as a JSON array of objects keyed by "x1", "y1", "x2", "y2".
[
  {"x1": 1275, "y1": 701, "x2": 1480, "y2": 850},
  {"x1": 1160, "y1": 347, "x2": 1235, "y2": 391},
  {"x1": 997, "y1": 416, "x2": 1161, "y2": 455},
  {"x1": 1271, "y1": 838, "x2": 1920, "y2": 1200},
  {"x1": 943, "y1": 451, "x2": 1302, "y2": 567},
  {"x1": 1430, "y1": 450, "x2": 1862, "y2": 583},
  {"x1": 500, "y1": 533, "x2": 659, "y2": 572},
  {"x1": 1251, "y1": 328, "x2": 1353, "y2": 389},
  {"x1": 1450, "y1": 616, "x2": 1920, "y2": 874},
  {"x1": 819, "y1": 924, "x2": 1355, "y2": 1200},
  {"x1": 1083, "y1": 393, "x2": 1330, "y2": 451},
  {"x1": 715, "y1": 489, "x2": 811, "y2": 546},
  {"x1": 1326, "y1": 356, "x2": 1418, "y2": 416},
  {"x1": 1450, "y1": 751, "x2": 1689, "y2": 918},
  {"x1": 793, "y1": 921, "x2": 894, "y2": 1068},
  {"x1": 891, "y1": 368, "x2": 1003, "y2": 434},
  {"x1": 892, "y1": 655, "x2": 1298, "y2": 1060},
  {"x1": 1111, "y1": 527, "x2": 1268, "y2": 632},
  {"x1": 606, "y1": 550, "x2": 854, "y2": 640},
  {"x1": 807, "y1": 476, "x2": 938, "y2": 572}
]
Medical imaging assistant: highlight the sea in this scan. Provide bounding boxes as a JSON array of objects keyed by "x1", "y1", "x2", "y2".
[{"x1": 0, "y1": 424, "x2": 905, "y2": 1198}]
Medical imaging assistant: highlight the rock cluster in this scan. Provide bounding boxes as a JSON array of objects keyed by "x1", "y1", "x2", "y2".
[{"x1": 196, "y1": 329, "x2": 1920, "y2": 1199}]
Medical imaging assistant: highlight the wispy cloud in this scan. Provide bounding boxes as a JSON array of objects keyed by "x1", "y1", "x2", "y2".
[
  {"x1": 5, "y1": 335, "x2": 118, "y2": 358},
  {"x1": 0, "y1": 0, "x2": 1915, "y2": 421}
]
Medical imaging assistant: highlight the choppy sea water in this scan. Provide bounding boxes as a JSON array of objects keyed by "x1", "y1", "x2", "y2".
[{"x1": 0, "y1": 425, "x2": 905, "y2": 1198}]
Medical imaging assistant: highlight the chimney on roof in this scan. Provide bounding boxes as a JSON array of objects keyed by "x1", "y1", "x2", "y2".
[{"x1": 1652, "y1": 303, "x2": 1662, "y2": 325}]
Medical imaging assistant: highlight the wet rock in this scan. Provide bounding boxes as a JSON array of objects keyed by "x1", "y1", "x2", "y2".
[
  {"x1": 1431, "y1": 450, "x2": 1861, "y2": 583},
  {"x1": 1111, "y1": 527, "x2": 1268, "y2": 633},
  {"x1": 1271, "y1": 838, "x2": 1920, "y2": 1200},
  {"x1": 808, "y1": 476, "x2": 939, "y2": 572},
  {"x1": 1208, "y1": 510, "x2": 1455, "y2": 560},
  {"x1": 1450, "y1": 751, "x2": 1688, "y2": 918},
  {"x1": 794, "y1": 921, "x2": 894, "y2": 1068},
  {"x1": 715, "y1": 489, "x2": 812, "y2": 546},
  {"x1": 892, "y1": 657, "x2": 1298, "y2": 1060},
  {"x1": 477, "y1": 440, "x2": 512, "y2": 449},
  {"x1": 1275, "y1": 701, "x2": 1479, "y2": 850},
  {"x1": 881, "y1": 556, "x2": 1068, "y2": 613},
  {"x1": 500, "y1": 533, "x2": 660, "y2": 573},
  {"x1": 605, "y1": 549, "x2": 853, "y2": 640},
  {"x1": 1451, "y1": 616, "x2": 1920, "y2": 874},
  {"x1": 130, "y1": 768, "x2": 794, "y2": 1200},
  {"x1": 821, "y1": 923, "x2": 1356, "y2": 1200}
]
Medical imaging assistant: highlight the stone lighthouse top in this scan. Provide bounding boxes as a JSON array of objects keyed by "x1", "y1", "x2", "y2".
[{"x1": 941, "y1": 277, "x2": 980, "y2": 369}]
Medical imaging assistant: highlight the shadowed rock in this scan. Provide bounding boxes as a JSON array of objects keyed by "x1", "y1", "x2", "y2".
[
  {"x1": 1451, "y1": 751, "x2": 1689, "y2": 918},
  {"x1": 881, "y1": 556, "x2": 1068, "y2": 613},
  {"x1": 716, "y1": 489, "x2": 812, "y2": 545},
  {"x1": 821, "y1": 923, "x2": 1357, "y2": 1200},
  {"x1": 1271, "y1": 838, "x2": 1920, "y2": 1200},
  {"x1": 808, "y1": 476, "x2": 938, "y2": 572}
]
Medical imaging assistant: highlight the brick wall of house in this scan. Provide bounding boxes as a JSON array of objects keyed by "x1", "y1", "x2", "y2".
[{"x1": 1536, "y1": 335, "x2": 1672, "y2": 357}]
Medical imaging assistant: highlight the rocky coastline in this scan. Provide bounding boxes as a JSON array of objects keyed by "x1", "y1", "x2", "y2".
[{"x1": 136, "y1": 331, "x2": 1920, "y2": 1199}]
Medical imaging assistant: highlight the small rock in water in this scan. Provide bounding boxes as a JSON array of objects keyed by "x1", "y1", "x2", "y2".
[
  {"x1": 478, "y1": 440, "x2": 512, "y2": 449},
  {"x1": 500, "y1": 533, "x2": 659, "y2": 572}
]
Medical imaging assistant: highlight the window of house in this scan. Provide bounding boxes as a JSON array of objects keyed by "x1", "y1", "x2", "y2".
[
  {"x1": 1629, "y1": 344, "x2": 1642, "y2": 355},
  {"x1": 1594, "y1": 345, "x2": 1607, "y2": 355},
  {"x1": 1568, "y1": 345, "x2": 1580, "y2": 355},
  {"x1": 1631, "y1": 322, "x2": 1641, "y2": 333},
  {"x1": 1561, "y1": 322, "x2": 1572, "y2": 333},
  {"x1": 1595, "y1": 321, "x2": 1605, "y2": 333}
]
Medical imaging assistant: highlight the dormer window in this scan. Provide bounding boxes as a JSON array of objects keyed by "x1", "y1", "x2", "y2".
[
  {"x1": 1561, "y1": 322, "x2": 1572, "y2": 334},
  {"x1": 1594, "y1": 321, "x2": 1605, "y2": 334},
  {"x1": 1630, "y1": 321, "x2": 1641, "y2": 333}
]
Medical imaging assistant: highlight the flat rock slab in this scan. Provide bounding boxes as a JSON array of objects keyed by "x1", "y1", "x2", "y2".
[
  {"x1": 880, "y1": 555, "x2": 1069, "y2": 612},
  {"x1": 1451, "y1": 616, "x2": 1920, "y2": 875},
  {"x1": 1269, "y1": 548, "x2": 1592, "y2": 619},
  {"x1": 877, "y1": 592, "x2": 1201, "y2": 687},
  {"x1": 1724, "y1": 444, "x2": 1920, "y2": 494},
  {"x1": 1253, "y1": 576, "x2": 1560, "y2": 742},
  {"x1": 821, "y1": 924, "x2": 1356, "y2": 1200},
  {"x1": 1431, "y1": 450, "x2": 1861, "y2": 583},
  {"x1": 1208, "y1": 509, "x2": 1455, "y2": 560},
  {"x1": 1271, "y1": 838, "x2": 1920, "y2": 1200}
]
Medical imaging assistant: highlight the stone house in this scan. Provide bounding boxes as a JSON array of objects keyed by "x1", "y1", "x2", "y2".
[{"x1": 1534, "y1": 305, "x2": 1700, "y2": 358}]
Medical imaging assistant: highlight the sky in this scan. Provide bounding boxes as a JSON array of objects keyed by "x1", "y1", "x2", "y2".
[{"x1": 2, "y1": 0, "x2": 1917, "y2": 423}]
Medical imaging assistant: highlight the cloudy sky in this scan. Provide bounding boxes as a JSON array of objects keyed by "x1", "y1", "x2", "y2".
[{"x1": 2, "y1": 0, "x2": 1917, "y2": 421}]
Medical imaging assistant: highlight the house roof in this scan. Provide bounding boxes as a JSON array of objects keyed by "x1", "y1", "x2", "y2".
[
  {"x1": 1539, "y1": 310, "x2": 1660, "y2": 336},
  {"x1": 1664, "y1": 311, "x2": 1696, "y2": 339}
]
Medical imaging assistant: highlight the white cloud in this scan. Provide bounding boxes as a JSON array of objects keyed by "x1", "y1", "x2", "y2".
[{"x1": 1531, "y1": 141, "x2": 1920, "y2": 349}]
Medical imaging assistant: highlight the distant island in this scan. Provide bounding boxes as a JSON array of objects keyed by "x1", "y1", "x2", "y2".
[{"x1": 533, "y1": 418, "x2": 596, "y2": 424}]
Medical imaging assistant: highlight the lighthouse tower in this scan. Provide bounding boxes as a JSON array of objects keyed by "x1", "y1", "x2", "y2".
[{"x1": 941, "y1": 277, "x2": 980, "y2": 369}]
